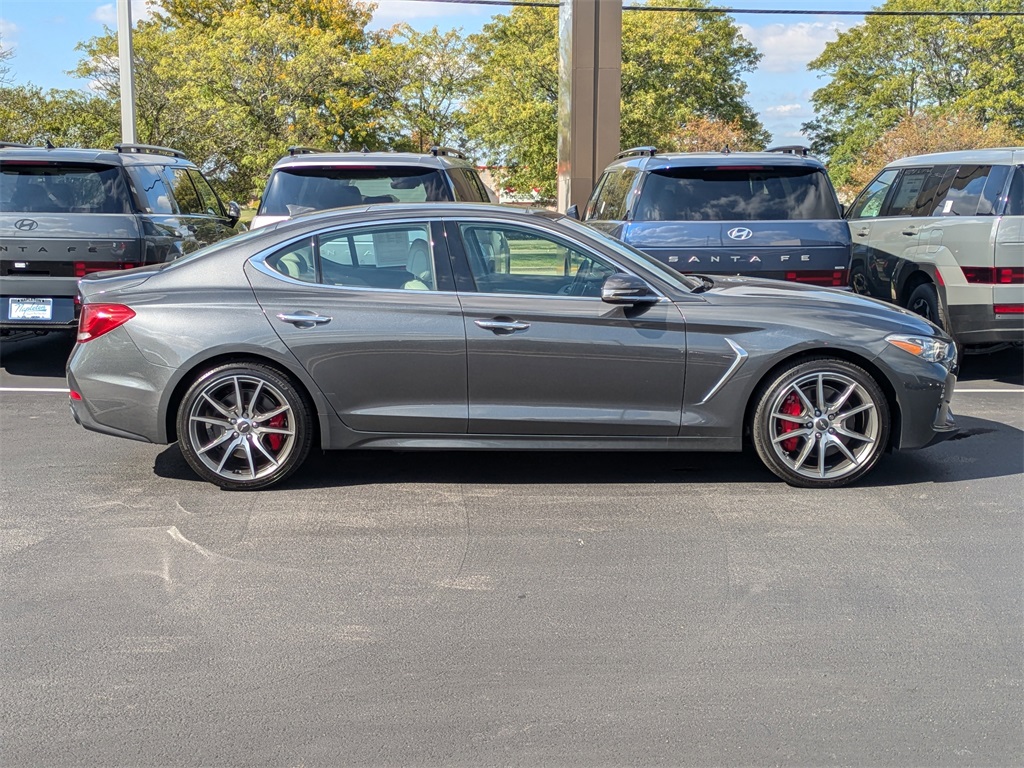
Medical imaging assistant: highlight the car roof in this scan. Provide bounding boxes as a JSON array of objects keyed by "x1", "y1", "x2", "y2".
[
  {"x1": 270, "y1": 150, "x2": 477, "y2": 171},
  {"x1": 605, "y1": 150, "x2": 826, "y2": 172},
  {"x1": 0, "y1": 145, "x2": 197, "y2": 167},
  {"x1": 883, "y1": 147, "x2": 1024, "y2": 168}
]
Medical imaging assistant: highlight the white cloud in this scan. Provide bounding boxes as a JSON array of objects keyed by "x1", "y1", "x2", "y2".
[
  {"x1": 764, "y1": 103, "x2": 804, "y2": 117},
  {"x1": 92, "y1": 0, "x2": 159, "y2": 26},
  {"x1": 740, "y1": 21, "x2": 854, "y2": 74},
  {"x1": 369, "y1": 0, "x2": 484, "y2": 31},
  {"x1": 0, "y1": 18, "x2": 18, "y2": 50}
]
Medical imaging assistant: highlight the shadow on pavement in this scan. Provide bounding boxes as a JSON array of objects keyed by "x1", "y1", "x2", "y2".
[
  {"x1": 0, "y1": 332, "x2": 75, "y2": 378},
  {"x1": 153, "y1": 414, "x2": 1021, "y2": 491}
]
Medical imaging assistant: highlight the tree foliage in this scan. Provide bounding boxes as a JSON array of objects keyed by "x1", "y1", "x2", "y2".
[
  {"x1": 467, "y1": 0, "x2": 767, "y2": 198},
  {"x1": 804, "y1": 0, "x2": 1024, "y2": 186},
  {"x1": 0, "y1": 85, "x2": 119, "y2": 147}
]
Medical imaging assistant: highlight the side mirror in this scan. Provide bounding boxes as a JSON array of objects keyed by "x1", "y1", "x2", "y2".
[
  {"x1": 565, "y1": 204, "x2": 580, "y2": 220},
  {"x1": 226, "y1": 200, "x2": 242, "y2": 227},
  {"x1": 601, "y1": 273, "x2": 660, "y2": 305}
]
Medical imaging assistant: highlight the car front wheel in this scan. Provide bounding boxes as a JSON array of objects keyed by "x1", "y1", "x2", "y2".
[
  {"x1": 177, "y1": 363, "x2": 313, "y2": 490},
  {"x1": 752, "y1": 358, "x2": 890, "y2": 488}
]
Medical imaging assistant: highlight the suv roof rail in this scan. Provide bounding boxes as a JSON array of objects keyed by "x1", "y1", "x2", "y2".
[
  {"x1": 287, "y1": 146, "x2": 327, "y2": 156},
  {"x1": 616, "y1": 146, "x2": 657, "y2": 160},
  {"x1": 0, "y1": 141, "x2": 33, "y2": 149},
  {"x1": 115, "y1": 143, "x2": 188, "y2": 159},
  {"x1": 767, "y1": 145, "x2": 812, "y2": 156},
  {"x1": 429, "y1": 146, "x2": 468, "y2": 160}
]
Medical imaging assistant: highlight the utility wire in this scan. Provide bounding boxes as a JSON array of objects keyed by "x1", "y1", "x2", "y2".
[{"x1": 409, "y1": 0, "x2": 1024, "y2": 16}]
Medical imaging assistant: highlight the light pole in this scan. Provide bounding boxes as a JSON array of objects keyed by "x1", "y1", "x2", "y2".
[{"x1": 117, "y1": 0, "x2": 137, "y2": 143}]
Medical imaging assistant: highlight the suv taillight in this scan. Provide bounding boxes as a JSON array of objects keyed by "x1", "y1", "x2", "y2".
[
  {"x1": 785, "y1": 269, "x2": 848, "y2": 287},
  {"x1": 961, "y1": 267, "x2": 1024, "y2": 284},
  {"x1": 74, "y1": 261, "x2": 138, "y2": 277},
  {"x1": 77, "y1": 303, "x2": 135, "y2": 342}
]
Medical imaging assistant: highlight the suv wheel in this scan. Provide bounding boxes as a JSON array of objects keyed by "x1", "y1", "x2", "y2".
[{"x1": 907, "y1": 281, "x2": 948, "y2": 331}]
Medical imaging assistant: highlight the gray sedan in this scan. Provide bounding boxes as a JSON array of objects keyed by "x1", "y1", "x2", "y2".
[{"x1": 67, "y1": 203, "x2": 958, "y2": 490}]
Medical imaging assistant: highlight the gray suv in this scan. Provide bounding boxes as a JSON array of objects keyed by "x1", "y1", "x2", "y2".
[
  {"x1": 583, "y1": 147, "x2": 852, "y2": 287},
  {"x1": 251, "y1": 146, "x2": 496, "y2": 229},
  {"x1": 0, "y1": 143, "x2": 241, "y2": 334}
]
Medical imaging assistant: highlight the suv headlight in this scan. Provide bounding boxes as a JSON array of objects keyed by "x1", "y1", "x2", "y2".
[{"x1": 885, "y1": 334, "x2": 954, "y2": 363}]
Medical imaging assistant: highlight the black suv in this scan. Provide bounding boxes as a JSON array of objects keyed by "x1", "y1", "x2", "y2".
[
  {"x1": 0, "y1": 143, "x2": 240, "y2": 334},
  {"x1": 583, "y1": 147, "x2": 852, "y2": 287},
  {"x1": 251, "y1": 146, "x2": 495, "y2": 229}
]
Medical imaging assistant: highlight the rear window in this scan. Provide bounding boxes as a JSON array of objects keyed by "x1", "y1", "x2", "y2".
[
  {"x1": 0, "y1": 162, "x2": 132, "y2": 214},
  {"x1": 634, "y1": 165, "x2": 840, "y2": 221},
  {"x1": 259, "y1": 167, "x2": 453, "y2": 217}
]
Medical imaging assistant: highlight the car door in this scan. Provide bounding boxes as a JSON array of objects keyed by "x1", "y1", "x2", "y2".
[
  {"x1": 445, "y1": 218, "x2": 686, "y2": 436},
  {"x1": 865, "y1": 166, "x2": 935, "y2": 291},
  {"x1": 245, "y1": 219, "x2": 468, "y2": 434},
  {"x1": 847, "y1": 168, "x2": 898, "y2": 297}
]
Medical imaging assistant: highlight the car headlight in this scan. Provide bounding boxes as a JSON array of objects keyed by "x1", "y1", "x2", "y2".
[{"x1": 885, "y1": 334, "x2": 954, "y2": 363}]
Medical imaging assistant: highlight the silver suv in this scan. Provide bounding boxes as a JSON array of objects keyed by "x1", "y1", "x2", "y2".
[
  {"x1": 0, "y1": 142, "x2": 241, "y2": 334},
  {"x1": 847, "y1": 147, "x2": 1023, "y2": 347},
  {"x1": 251, "y1": 146, "x2": 496, "y2": 229}
]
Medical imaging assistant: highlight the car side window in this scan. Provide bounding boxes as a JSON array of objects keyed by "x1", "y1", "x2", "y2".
[
  {"x1": 458, "y1": 223, "x2": 616, "y2": 297},
  {"x1": 168, "y1": 167, "x2": 205, "y2": 215},
  {"x1": 318, "y1": 224, "x2": 436, "y2": 291},
  {"x1": 1005, "y1": 166, "x2": 1023, "y2": 216},
  {"x1": 266, "y1": 237, "x2": 317, "y2": 283},
  {"x1": 449, "y1": 168, "x2": 489, "y2": 202},
  {"x1": 127, "y1": 165, "x2": 177, "y2": 214},
  {"x1": 188, "y1": 169, "x2": 225, "y2": 217},
  {"x1": 589, "y1": 170, "x2": 637, "y2": 221},
  {"x1": 934, "y1": 164, "x2": 993, "y2": 216},
  {"x1": 848, "y1": 169, "x2": 898, "y2": 219},
  {"x1": 883, "y1": 168, "x2": 931, "y2": 217}
]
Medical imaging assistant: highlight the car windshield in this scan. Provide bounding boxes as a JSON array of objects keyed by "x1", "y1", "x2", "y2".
[
  {"x1": 0, "y1": 162, "x2": 133, "y2": 214},
  {"x1": 259, "y1": 167, "x2": 453, "y2": 217},
  {"x1": 635, "y1": 166, "x2": 841, "y2": 221},
  {"x1": 556, "y1": 215, "x2": 702, "y2": 291}
]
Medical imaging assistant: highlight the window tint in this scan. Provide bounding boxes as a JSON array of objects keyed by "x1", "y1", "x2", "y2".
[
  {"x1": 635, "y1": 166, "x2": 839, "y2": 221},
  {"x1": 977, "y1": 165, "x2": 1010, "y2": 216},
  {"x1": 188, "y1": 169, "x2": 224, "y2": 217},
  {"x1": 849, "y1": 169, "x2": 898, "y2": 219},
  {"x1": 127, "y1": 165, "x2": 176, "y2": 214},
  {"x1": 169, "y1": 167, "x2": 205, "y2": 214},
  {"x1": 0, "y1": 162, "x2": 132, "y2": 214},
  {"x1": 266, "y1": 237, "x2": 317, "y2": 283},
  {"x1": 908, "y1": 166, "x2": 955, "y2": 217},
  {"x1": 590, "y1": 170, "x2": 637, "y2": 220},
  {"x1": 459, "y1": 223, "x2": 616, "y2": 297},
  {"x1": 259, "y1": 167, "x2": 452, "y2": 216},
  {"x1": 449, "y1": 168, "x2": 489, "y2": 202},
  {"x1": 317, "y1": 224, "x2": 435, "y2": 290},
  {"x1": 1005, "y1": 166, "x2": 1023, "y2": 216},
  {"x1": 938, "y1": 165, "x2": 993, "y2": 216},
  {"x1": 884, "y1": 168, "x2": 931, "y2": 217}
]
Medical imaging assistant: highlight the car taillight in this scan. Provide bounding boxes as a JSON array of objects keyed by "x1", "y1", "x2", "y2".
[
  {"x1": 785, "y1": 269, "x2": 848, "y2": 287},
  {"x1": 994, "y1": 304, "x2": 1024, "y2": 314},
  {"x1": 74, "y1": 261, "x2": 139, "y2": 277},
  {"x1": 961, "y1": 267, "x2": 1024, "y2": 284},
  {"x1": 77, "y1": 303, "x2": 136, "y2": 342}
]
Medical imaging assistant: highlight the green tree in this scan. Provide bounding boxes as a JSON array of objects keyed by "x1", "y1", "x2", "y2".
[
  {"x1": 467, "y1": 0, "x2": 767, "y2": 198},
  {"x1": 0, "y1": 35, "x2": 13, "y2": 87},
  {"x1": 75, "y1": 0, "x2": 382, "y2": 200},
  {"x1": 0, "y1": 85, "x2": 119, "y2": 147},
  {"x1": 361, "y1": 24, "x2": 478, "y2": 153},
  {"x1": 804, "y1": 0, "x2": 1023, "y2": 186}
]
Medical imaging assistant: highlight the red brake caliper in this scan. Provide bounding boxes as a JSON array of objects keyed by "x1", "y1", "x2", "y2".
[
  {"x1": 779, "y1": 393, "x2": 804, "y2": 452},
  {"x1": 267, "y1": 414, "x2": 286, "y2": 451}
]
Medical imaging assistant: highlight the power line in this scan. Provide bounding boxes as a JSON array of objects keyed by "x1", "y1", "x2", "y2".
[{"x1": 411, "y1": 0, "x2": 1024, "y2": 16}]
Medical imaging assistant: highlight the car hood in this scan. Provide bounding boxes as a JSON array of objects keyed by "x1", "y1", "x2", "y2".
[{"x1": 694, "y1": 275, "x2": 943, "y2": 337}]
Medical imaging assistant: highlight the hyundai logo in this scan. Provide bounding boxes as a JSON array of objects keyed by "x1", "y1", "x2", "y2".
[
  {"x1": 14, "y1": 218, "x2": 39, "y2": 231},
  {"x1": 727, "y1": 227, "x2": 754, "y2": 241}
]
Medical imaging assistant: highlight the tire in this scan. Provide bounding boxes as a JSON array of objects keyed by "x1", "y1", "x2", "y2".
[
  {"x1": 751, "y1": 358, "x2": 890, "y2": 489},
  {"x1": 176, "y1": 363, "x2": 313, "y2": 490},
  {"x1": 907, "y1": 281, "x2": 949, "y2": 331},
  {"x1": 850, "y1": 261, "x2": 871, "y2": 295}
]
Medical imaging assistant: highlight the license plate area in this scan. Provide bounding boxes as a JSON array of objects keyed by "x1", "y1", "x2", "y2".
[{"x1": 8, "y1": 298, "x2": 53, "y2": 320}]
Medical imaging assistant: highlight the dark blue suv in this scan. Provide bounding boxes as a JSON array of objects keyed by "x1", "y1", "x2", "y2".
[{"x1": 583, "y1": 147, "x2": 851, "y2": 287}]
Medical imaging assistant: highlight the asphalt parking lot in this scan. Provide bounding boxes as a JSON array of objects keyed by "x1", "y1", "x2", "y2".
[{"x1": 1, "y1": 333, "x2": 1021, "y2": 767}]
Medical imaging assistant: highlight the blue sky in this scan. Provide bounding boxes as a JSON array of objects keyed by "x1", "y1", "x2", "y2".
[{"x1": 0, "y1": 0, "x2": 869, "y2": 144}]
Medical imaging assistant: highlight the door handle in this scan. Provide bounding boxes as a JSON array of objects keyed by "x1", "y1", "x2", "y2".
[
  {"x1": 901, "y1": 228, "x2": 918, "y2": 236},
  {"x1": 474, "y1": 319, "x2": 530, "y2": 334},
  {"x1": 277, "y1": 312, "x2": 332, "y2": 328},
  {"x1": 855, "y1": 229, "x2": 869, "y2": 238}
]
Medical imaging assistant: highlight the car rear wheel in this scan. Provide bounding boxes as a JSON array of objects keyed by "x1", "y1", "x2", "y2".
[
  {"x1": 907, "y1": 281, "x2": 948, "y2": 331},
  {"x1": 177, "y1": 363, "x2": 313, "y2": 490},
  {"x1": 752, "y1": 358, "x2": 890, "y2": 488}
]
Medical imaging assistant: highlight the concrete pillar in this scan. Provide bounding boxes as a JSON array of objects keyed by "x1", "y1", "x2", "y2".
[
  {"x1": 117, "y1": 0, "x2": 137, "y2": 143},
  {"x1": 557, "y1": 0, "x2": 621, "y2": 213}
]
